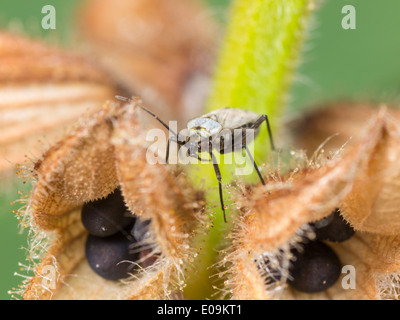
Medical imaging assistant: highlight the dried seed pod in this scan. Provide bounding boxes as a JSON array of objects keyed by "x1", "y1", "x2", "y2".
[
  {"x1": 20, "y1": 99, "x2": 203, "y2": 300},
  {"x1": 290, "y1": 101, "x2": 400, "y2": 156},
  {"x1": 224, "y1": 108, "x2": 400, "y2": 300},
  {"x1": 0, "y1": 32, "x2": 116, "y2": 175},
  {"x1": 340, "y1": 112, "x2": 400, "y2": 236},
  {"x1": 78, "y1": 0, "x2": 218, "y2": 122}
]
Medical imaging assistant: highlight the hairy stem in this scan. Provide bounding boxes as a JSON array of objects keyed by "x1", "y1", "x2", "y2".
[{"x1": 184, "y1": 0, "x2": 316, "y2": 299}]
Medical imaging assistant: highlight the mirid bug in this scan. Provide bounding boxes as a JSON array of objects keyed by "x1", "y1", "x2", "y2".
[{"x1": 116, "y1": 96, "x2": 275, "y2": 222}]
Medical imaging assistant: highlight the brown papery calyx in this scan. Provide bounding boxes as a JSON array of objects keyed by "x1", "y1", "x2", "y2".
[
  {"x1": 19, "y1": 98, "x2": 204, "y2": 300},
  {"x1": 224, "y1": 108, "x2": 400, "y2": 300},
  {"x1": 0, "y1": 31, "x2": 116, "y2": 176}
]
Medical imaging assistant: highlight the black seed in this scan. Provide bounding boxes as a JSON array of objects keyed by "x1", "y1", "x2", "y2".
[
  {"x1": 312, "y1": 208, "x2": 355, "y2": 242},
  {"x1": 288, "y1": 240, "x2": 341, "y2": 293},
  {"x1": 81, "y1": 188, "x2": 135, "y2": 237},
  {"x1": 312, "y1": 213, "x2": 334, "y2": 229},
  {"x1": 85, "y1": 232, "x2": 140, "y2": 281}
]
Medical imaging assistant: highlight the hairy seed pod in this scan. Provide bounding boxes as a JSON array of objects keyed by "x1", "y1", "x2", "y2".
[
  {"x1": 225, "y1": 108, "x2": 400, "y2": 300},
  {"x1": 79, "y1": 0, "x2": 218, "y2": 123},
  {"x1": 291, "y1": 101, "x2": 400, "y2": 157},
  {"x1": 0, "y1": 31, "x2": 116, "y2": 176},
  {"x1": 21, "y1": 100, "x2": 204, "y2": 300}
]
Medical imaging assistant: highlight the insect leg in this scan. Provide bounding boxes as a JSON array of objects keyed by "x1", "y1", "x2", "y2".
[
  {"x1": 166, "y1": 136, "x2": 179, "y2": 164},
  {"x1": 250, "y1": 115, "x2": 275, "y2": 151},
  {"x1": 194, "y1": 154, "x2": 210, "y2": 162},
  {"x1": 209, "y1": 151, "x2": 227, "y2": 223},
  {"x1": 245, "y1": 145, "x2": 265, "y2": 186},
  {"x1": 185, "y1": 150, "x2": 211, "y2": 162}
]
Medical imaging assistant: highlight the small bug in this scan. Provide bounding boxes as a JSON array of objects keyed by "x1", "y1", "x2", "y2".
[{"x1": 117, "y1": 96, "x2": 275, "y2": 222}]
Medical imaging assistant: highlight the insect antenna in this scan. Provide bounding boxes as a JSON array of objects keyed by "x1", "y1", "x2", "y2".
[
  {"x1": 265, "y1": 116, "x2": 275, "y2": 151},
  {"x1": 249, "y1": 114, "x2": 275, "y2": 151},
  {"x1": 115, "y1": 95, "x2": 179, "y2": 139}
]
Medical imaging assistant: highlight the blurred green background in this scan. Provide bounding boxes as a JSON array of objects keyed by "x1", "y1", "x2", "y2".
[{"x1": 1, "y1": 0, "x2": 400, "y2": 299}]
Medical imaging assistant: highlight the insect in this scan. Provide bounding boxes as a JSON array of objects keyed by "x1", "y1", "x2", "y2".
[{"x1": 116, "y1": 96, "x2": 275, "y2": 222}]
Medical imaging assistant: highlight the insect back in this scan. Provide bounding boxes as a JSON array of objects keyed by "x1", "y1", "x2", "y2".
[
  {"x1": 184, "y1": 108, "x2": 263, "y2": 169},
  {"x1": 117, "y1": 97, "x2": 275, "y2": 223},
  {"x1": 182, "y1": 108, "x2": 275, "y2": 223}
]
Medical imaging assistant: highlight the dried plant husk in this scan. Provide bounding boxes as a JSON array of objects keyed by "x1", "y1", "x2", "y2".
[
  {"x1": 224, "y1": 108, "x2": 400, "y2": 300},
  {"x1": 78, "y1": 0, "x2": 218, "y2": 123},
  {"x1": 290, "y1": 101, "x2": 400, "y2": 156},
  {"x1": 0, "y1": 32, "x2": 116, "y2": 175},
  {"x1": 20, "y1": 99, "x2": 203, "y2": 300}
]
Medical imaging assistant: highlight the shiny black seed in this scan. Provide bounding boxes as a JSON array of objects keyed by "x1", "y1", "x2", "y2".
[
  {"x1": 85, "y1": 232, "x2": 139, "y2": 280},
  {"x1": 288, "y1": 240, "x2": 341, "y2": 293},
  {"x1": 312, "y1": 208, "x2": 355, "y2": 242},
  {"x1": 81, "y1": 188, "x2": 135, "y2": 237}
]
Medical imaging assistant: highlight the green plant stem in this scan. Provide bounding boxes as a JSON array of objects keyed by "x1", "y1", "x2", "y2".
[{"x1": 184, "y1": 0, "x2": 315, "y2": 299}]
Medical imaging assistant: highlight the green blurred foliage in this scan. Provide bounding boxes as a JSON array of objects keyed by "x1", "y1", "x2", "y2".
[
  {"x1": 1, "y1": 0, "x2": 400, "y2": 299},
  {"x1": 0, "y1": 187, "x2": 27, "y2": 299},
  {"x1": 290, "y1": 0, "x2": 400, "y2": 111},
  {"x1": 0, "y1": 0, "x2": 81, "y2": 46}
]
